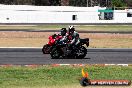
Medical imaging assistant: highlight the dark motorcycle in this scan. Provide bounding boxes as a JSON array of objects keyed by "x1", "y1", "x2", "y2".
[{"x1": 50, "y1": 38, "x2": 89, "y2": 59}]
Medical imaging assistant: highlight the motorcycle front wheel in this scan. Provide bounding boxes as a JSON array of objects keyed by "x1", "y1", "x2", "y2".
[{"x1": 42, "y1": 44, "x2": 51, "y2": 54}]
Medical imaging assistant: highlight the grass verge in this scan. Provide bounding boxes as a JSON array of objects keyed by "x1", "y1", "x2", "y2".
[{"x1": 0, "y1": 65, "x2": 132, "y2": 88}]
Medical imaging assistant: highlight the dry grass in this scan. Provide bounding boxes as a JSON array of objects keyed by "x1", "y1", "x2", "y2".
[
  {"x1": 0, "y1": 32, "x2": 132, "y2": 48},
  {"x1": 0, "y1": 38, "x2": 45, "y2": 47},
  {"x1": 79, "y1": 33, "x2": 132, "y2": 48}
]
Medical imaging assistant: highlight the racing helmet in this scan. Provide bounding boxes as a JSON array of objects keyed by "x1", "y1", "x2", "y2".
[
  {"x1": 61, "y1": 28, "x2": 67, "y2": 36},
  {"x1": 68, "y1": 25, "x2": 75, "y2": 34}
]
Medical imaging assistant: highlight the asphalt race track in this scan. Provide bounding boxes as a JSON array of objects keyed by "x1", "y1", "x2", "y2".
[{"x1": 0, "y1": 48, "x2": 132, "y2": 65}]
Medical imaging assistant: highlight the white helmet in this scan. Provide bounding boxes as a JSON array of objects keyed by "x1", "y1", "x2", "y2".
[
  {"x1": 68, "y1": 25, "x2": 75, "y2": 34},
  {"x1": 69, "y1": 25, "x2": 74, "y2": 29}
]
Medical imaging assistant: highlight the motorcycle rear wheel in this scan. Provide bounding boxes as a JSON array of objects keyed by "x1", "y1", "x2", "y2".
[
  {"x1": 76, "y1": 46, "x2": 87, "y2": 59},
  {"x1": 51, "y1": 48, "x2": 60, "y2": 59}
]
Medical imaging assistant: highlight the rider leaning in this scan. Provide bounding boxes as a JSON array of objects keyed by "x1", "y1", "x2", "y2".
[
  {"x1": 61, "y1": 28, "x2": 67, "y2": 36},
  {"x1": 68, "y1": 26, "x2": 80, "y2": 47},
  {"x1": 57, "y1": 28, "x2": 68, "y2": 44}
]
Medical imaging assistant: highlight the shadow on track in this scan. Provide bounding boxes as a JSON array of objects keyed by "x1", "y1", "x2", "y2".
[{"x1": 51, "y1": 57, "x2": 91, "y2": 59}]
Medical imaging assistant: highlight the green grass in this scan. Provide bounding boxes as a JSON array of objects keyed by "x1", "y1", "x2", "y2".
[
  {"x1": 0, "y1": 65, "x2": 132, "y2": 88},
  {"x1": 0, "y1": 25, "x2": 67, "y2": 30},
  {"x1": 0, "y1": 25, "x2": 132, "y2": 31},
  {"x1": 76, "y1": 25, "x2": 132, "y2": 31}
]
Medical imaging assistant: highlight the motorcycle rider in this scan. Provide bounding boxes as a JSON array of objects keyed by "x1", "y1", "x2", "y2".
[
  {"x1": 56, "y1": 28, "x2": 68, "y2": 44},
  {"x1": 60, "y1": 28, "x2": 67, "y2": 36},
  {"x1": 67, "y1": 26, "x2": 80, "y2": 49}
]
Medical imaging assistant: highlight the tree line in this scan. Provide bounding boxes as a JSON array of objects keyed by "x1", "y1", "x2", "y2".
[{"x1": 0, "y1": 0, "x2": 132, "y2": 7}]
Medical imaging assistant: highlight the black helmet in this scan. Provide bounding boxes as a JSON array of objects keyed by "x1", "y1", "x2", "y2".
[{"x1": 61, "y1": 28, "x2": 67, "y2": 36}]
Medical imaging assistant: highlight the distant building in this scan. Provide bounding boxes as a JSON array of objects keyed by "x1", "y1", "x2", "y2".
[{"x1": 0, "y1": 5, "x2": 132, "y2": 24}]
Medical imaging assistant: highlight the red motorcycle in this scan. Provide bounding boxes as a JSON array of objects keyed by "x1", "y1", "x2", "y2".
[{"x1": 42, "y1": 34, "x2": 62, "y2": 54}]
